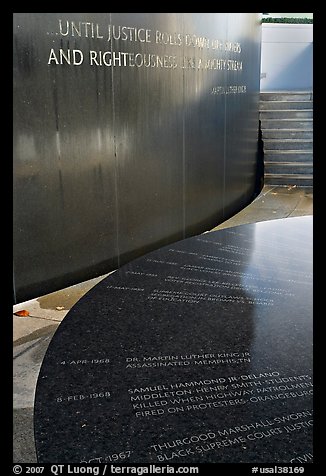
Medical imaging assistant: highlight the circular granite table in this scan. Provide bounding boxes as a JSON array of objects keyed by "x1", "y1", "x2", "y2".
[{"x1": 34, "y1": 216, "x2": 313, "y2": 464}]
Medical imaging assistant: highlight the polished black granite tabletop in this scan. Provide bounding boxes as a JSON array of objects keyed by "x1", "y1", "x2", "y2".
[{"x1": 34, "y1": 216, "x2": 313, "y2": 464}]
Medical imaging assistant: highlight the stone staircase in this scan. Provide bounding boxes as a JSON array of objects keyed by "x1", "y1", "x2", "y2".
[{"x1": 260, "y1": 92, "x2": 313, "y2": 186}]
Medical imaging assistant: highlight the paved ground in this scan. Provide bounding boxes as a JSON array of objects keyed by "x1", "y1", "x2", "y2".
[{"x1": 13, "y1": 184, "x2": 313, "y2": 463}]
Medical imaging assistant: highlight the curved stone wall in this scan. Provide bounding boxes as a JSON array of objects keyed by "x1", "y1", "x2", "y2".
[{"x1": 13, "y1": 13, "x2": 262, "y2": 303}]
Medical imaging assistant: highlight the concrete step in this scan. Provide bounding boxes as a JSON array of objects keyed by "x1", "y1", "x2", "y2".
[
  {"x1": 260, "y1": 100, "x2": 313, "y2": 110},
  {"x1": 260, "y1": 91, "x2": 314, "y2": 188},
  {"x1": 265, "y1": 161, "x2": 313, "y2": 175},
  {"x1": 264, "y1": 174, "x2": 313, "y2": 187},
  {"x1": 264, "y1": 150, "x2": 313, "y2": 162},
  {"x1": 260, "y1": 119, "x2": 313, "y2": 130},
  {"x1": 262, "y1": 129, "x2": 313, "y2": 140},
  {"x1": 263, "y1": 139, "x2": 313, "y2": 151},
  {"x1": 260, "y1": 109, "x2": 313, "y2": 119},
  {"x1": 260, "y1": 92, "x2": 313, "y2": 101}
]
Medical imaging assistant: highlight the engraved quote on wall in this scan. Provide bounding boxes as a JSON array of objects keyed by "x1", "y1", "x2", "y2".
[{"x1": 47, "y1": 19, "x2": 248, "y2": 95}]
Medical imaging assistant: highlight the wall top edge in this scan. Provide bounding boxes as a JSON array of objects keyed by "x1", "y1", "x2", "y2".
[{"x1": 262, "y1": 23, "x2": 313, "y2": 28}]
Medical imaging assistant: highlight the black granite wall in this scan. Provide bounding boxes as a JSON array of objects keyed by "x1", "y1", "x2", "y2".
[{"x1": 13, "y1": 13, "x2": 262, "y2": 303}]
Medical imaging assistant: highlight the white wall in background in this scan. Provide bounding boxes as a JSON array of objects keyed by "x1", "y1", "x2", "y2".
[
  {"x1": 260, "y1": 23, "x2": 313, "y2": 91},
  {"x1": 265, "y1": 13, "x2": 313, "y2": 19}
]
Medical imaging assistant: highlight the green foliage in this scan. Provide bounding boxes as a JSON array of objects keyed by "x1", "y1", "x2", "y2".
[{"x1": 262, "y1": 17, "x2": 313, "y2": 24}]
